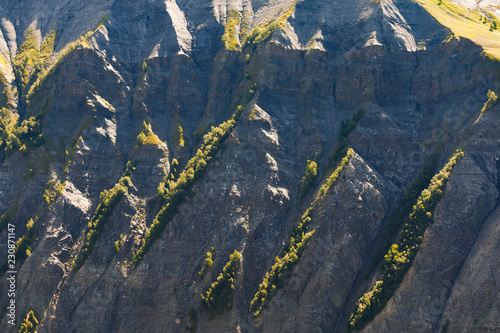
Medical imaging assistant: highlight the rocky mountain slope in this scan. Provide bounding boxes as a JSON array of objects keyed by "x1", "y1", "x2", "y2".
[{"x1": 0, "y1": 0, "x2": 499, "y2": 332}]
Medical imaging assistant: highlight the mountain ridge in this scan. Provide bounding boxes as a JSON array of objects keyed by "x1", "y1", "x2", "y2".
[{"x1": 0, "y1": 0, "x2": 500, "y2": 332}]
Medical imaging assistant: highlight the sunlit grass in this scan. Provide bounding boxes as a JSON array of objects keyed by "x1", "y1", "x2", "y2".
[{"x1": 415, "y1": 0, "x2": 500, "y2": 60}]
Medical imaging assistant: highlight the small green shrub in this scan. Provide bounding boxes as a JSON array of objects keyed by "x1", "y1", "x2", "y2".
[
  {"x1": 136, "y1": 121, "x2": 162, "y2": 147},
  {"x1": 199, "y1": 247, "x2": 216, "y2": 278},
  {"x1": 114, "y1": 233, "x2": 124, "y2": 253},
  {"x1": 298, "y1": 159, "x2": 318, "y2": 201},
  {"x1": 43, "y1": 179, "x2": 65, "y2": 205},
  {"x1": 18, "y1": 309, "x2": 39, "y2": 333}
]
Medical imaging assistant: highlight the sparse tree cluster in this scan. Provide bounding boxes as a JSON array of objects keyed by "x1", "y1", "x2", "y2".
[
  {"x1": 136, "y1": 121, "x2": 162, "y2": 147},
  {"x1": 348, "y1": 149, "x2": 464, "y2": 332},
  {"x1": 0, "y1": 108, "x2": 44, "y2": 155},
  {"x1": 298, "y1": 160, "x2": 318, "y2": 201},
  {"x1": 241, "y1": 4, "x2": 295, "y2": 49},
  {"x1": 317, "y1": 148, "x2": 353, "y2": 199},
  {"x1": 201, "y1": 250, "x2": 241, "y2": 314},
  {"x1": 15, "y1": 218, "x2": 37, "y2": 261},
  {"x1": 13, "y1": 28, "x2": 56, "y2": 93},
  {"x1": 250, "y1": 209, "x2": 315, "y2": 317},
  {"x1": 133, "y1": 90, "x2": 254, "y2": 267},
  {"x1": 43, "y1": 179, "x2": 65, "y2": 205},
  {"x1": 1, "y1": 217, "x2": 37, "y2": 274},
  {"x1": 366, "y1": 153, "x2": 439, "y2": 274},
  {"x1": 198, "y1": 247, "x2": 216, "y2": 279},
  {"x1": 222, "y1": 10, "x2": 241, "y2": 50},
  {"x1": 73, "y1": 161, "x2": 136, "y2": 270},
  {"x1": 18, "y1": 310, "x2": 39, "y2": 333}
]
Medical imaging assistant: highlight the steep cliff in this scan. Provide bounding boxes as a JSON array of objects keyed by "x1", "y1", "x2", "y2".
[{"x1": 0, "y1": 0, "x2": 499, "y2": 332}]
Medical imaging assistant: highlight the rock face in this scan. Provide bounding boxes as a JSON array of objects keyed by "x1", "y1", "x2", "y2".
[{"x1": 0, "y1": 0, "x2": 500, "y2": 332}]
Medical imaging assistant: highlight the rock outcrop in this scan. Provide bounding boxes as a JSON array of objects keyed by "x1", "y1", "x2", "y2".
[{"x1": 0, "y1": 0, "x2": 499, "y2": 332}]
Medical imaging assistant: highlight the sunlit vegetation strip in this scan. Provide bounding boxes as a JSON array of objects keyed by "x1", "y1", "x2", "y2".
[
  {"x1": 132, "y1": 88, "x2": 255, "y2": 267},
  {"x1": 298, "y1": 159, "x2": 318, "y2": 201},
  {"x1": 250, "y1": 148, "x2": 354, "y2": 317},
  {"x1": 201, "y1": 250, "x2": 241, "y2": 313},
  {"x1": 73, "y1": 161, "x2": 136, "y2": 270},
  {"x1": 475, "y1": 90, "x2": 498, "y2": 122},
  {"x1": 249, "y1": 209, "x2": 315, "y2": 317},
  {"x1": 365, "y1": 153, "x2": 439, "y2": 275},
  {"x1": 222, "y1": 10, "x2": 241, "y2": 50},
  {"x1": 317, "y1": 148, "x2": 354, "y2": 200},
  {"x1": 27, "y1": 15, "x2": 109, "y2": 98},
  {"x1": 242, "y1": 3, "x2": 296, "y2": 49},
  {"x1": 13, "y1": 28, "x2": 56, "y2": 94},
  {"x1": 348, "y1": 149, "x2": 464, "y2": 332}
]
